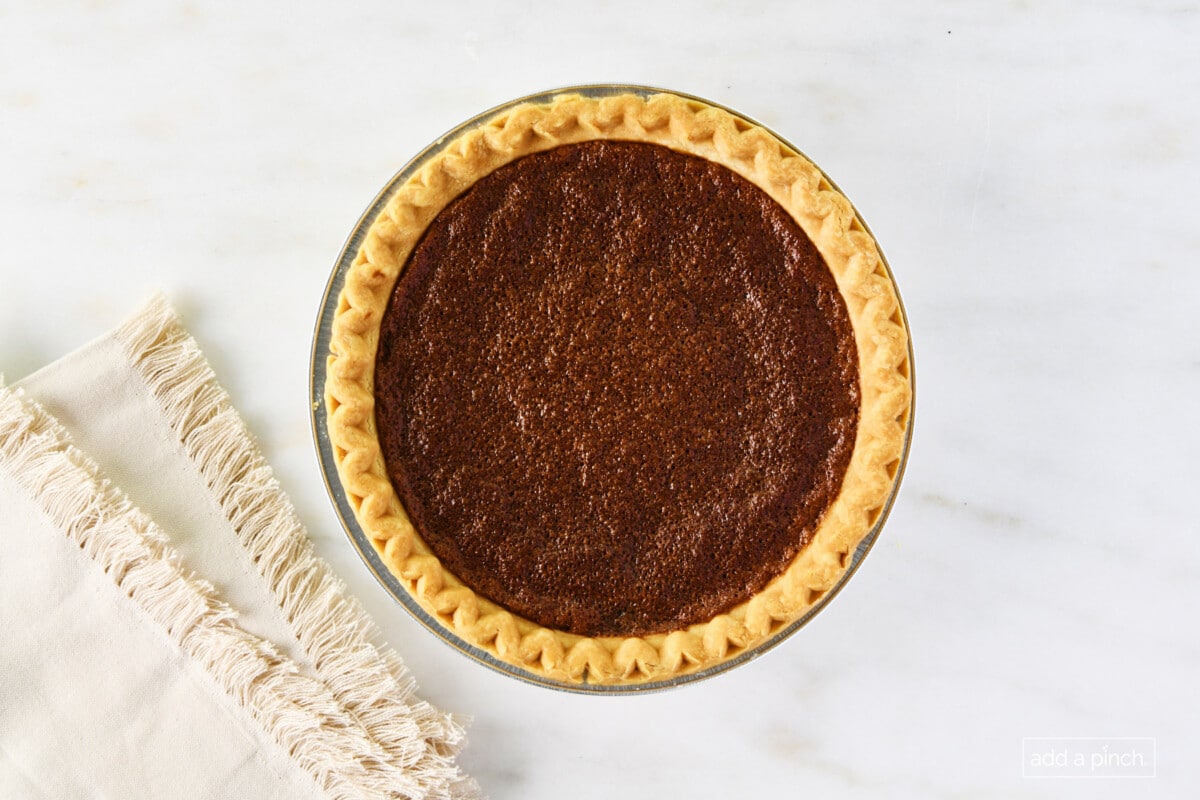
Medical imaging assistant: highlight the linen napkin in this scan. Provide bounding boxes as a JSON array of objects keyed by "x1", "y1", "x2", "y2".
[{"x1": 0, "y1": 295, "x2": 478, "y2": 800}]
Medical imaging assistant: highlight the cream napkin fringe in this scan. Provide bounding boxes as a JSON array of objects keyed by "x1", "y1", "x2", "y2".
[
  {"x1": 0, "y1": 385, "x2": 415, "y2": 800},
  {"x1": 108, "y1": 295, "x2": 479, "y2": 800},
  {"x1": 0, "y1": 294, "x2": 481, "y2": 800}
]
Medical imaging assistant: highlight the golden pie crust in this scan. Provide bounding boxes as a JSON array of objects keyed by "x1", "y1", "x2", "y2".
[{"x1": 326, "y1": 91, "x2": 912, "y2": 685}]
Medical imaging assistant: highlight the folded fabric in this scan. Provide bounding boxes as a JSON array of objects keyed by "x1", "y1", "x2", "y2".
[{"x1": 0, "y1": 295, "x2": 477, "y2": 800}]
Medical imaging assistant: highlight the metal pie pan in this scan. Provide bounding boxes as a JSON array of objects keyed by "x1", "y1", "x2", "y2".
[{"x1": 309, "y1": 84, "x2": 915, "y2": 694}]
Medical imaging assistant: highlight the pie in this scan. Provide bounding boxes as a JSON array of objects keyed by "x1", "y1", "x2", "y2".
[{"x1": 325, "y1": 90, "x2": 912, "y2": 685}]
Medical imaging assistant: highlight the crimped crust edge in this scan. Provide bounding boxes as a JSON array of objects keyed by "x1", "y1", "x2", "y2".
[{"x1": 326, "y1": 92, "x2": 911, "y2": 685}]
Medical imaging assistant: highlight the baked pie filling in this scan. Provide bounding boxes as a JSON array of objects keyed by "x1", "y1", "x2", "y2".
[
  {"x1": 376, "y1": 140, "x2": 859, "y2": 639},
  {"x1": 327, "y1": 92, "x2": 911, "y2": 684}
]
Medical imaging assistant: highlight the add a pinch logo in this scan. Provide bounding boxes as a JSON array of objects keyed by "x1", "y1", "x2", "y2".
[{"x1": 1022, "y1": 738, "x2": 1156, "y2": 778}]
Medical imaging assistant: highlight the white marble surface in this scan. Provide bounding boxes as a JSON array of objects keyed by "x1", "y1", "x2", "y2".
[{"x1": 2, "y1": 2, "x2": 1198, "y2": 797}]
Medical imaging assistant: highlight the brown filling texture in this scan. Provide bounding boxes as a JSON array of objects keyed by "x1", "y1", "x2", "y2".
[{"x1": 375, "y1": 140, "x2": 859, "y2": 638}]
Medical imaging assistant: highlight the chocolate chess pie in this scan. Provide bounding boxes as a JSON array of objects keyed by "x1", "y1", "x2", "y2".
[{"x1": 324, "y1": 88, "x2": 912, "y2": 686}]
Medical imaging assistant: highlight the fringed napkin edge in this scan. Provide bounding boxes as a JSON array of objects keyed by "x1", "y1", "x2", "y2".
[{"x1": 0, "y1": 383, "x2": 417, "y2": 800}]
